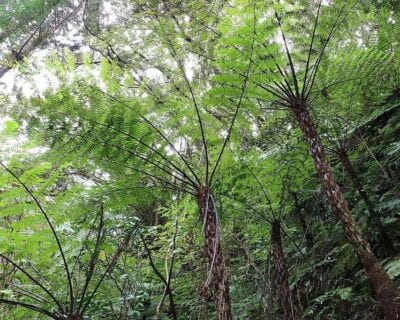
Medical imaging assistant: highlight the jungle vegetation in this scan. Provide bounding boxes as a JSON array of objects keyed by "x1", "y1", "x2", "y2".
[{"x1": 0, "y1": 0, "x2": 400, "y2": 319}]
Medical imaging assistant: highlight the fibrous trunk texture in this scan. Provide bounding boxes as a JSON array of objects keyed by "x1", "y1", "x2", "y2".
[
  {"x1": 271, "y1": 220, "x2": 296, "y2": 320},
  {"x1": 292, "y1": 105, "x2": 400, "y2": 320},
  {"x1": 338, "y1": 148, "x2": 396, "y2": 256},
  {"x1": 197, "y1": 186, "x2": 232, "y2": 320}
]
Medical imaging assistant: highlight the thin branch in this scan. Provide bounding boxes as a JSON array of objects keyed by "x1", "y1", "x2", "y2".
[
  {"x1": 280, "y1": 221, "x2": 304, "y2": 256},
  {"x1": 77, "y1": 205, "x2": 105, "y2": 312},
  {"x1": 0, "y1": 162, "x2": 73, "y2": 313},
  {"x1": 0, "y1": 254, "x2": 63, "y2": 312},
  {"x1": 274, "y1": 11, "x2": 300, "y2": 98},
  {"x1": 105, "y1": 159, "x2": 196, "y2": 196},
  {"x1": 174, "y1": 5, "x2": 221, "y2": 37},
  {"x1": 88, "y1": 135, "x2": 196, "y2": 191},
  {"x1": 258, "y1": 83, "x2": 291, "y2": 104},
  {"x1": 80, "y1": 230, "x2": 133, "y2": 315},
  {"x1": 82, "y1": 0, "x2": 102, "y2": 40},
  {"x1": 102, "y1": 184, "x2": 189, "y2": 195},
  {"x1": 273, "y1": 81, "x2": 291, "y2": 100},
  {"x1": 71, "y1": 212, "x2": 101, "y2": 275},
  {"x1": 245, "y1": 165, "x2": 276, "y2": 220},
  {"x1": 141, "y1": 235, "x2": 168, "y2": 287},
  {"x1": 304, "y1": 2, "x2": 348, "y2": 100},
  {"x1": 95, "y1": 88, "x2": 202, "y2": 187},
  {"x1": 9, "y1": 284, "x2": 48, "y2": 304},
  {"x1": 301, "y1": 0, "x2": 323, "y2": 98},
  {"x1": 56, "y1": 111, "x2": 198, "y2": 189},
  {"x1": 0, "y1": 298, "x2": 60, "y2": 319},
  {"x1": 220, "y1": 194, "x2": 304, "y2": 256},
  {"x1": 26, "y1": 262, "x2": 50, "y2": 287},
  {"x1": 84, "y1": 2, "x2": 192, "y2": 103},
  {"x1": 14, "y1": 15, "x2": 47, "y2": 59},
  {"x1": 209, "y1": 4, "x2": 257, "y2": 186},
  {"x1": 155, "y1": 16, "x2": 209, "y2": 185},
  {"x1": 156, "y1": 218, "x2": 178, "y2": 320}
]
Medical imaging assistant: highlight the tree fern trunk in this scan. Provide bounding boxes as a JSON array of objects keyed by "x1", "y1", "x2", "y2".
[
  {"x1": 271, "y1": 220, "x2": 296, "y2": 320},
  {"x1": 197, "y1": 187, "x2": 232, "y2": 320},
  {"x1": 292, "y1": 105, "x2": 400, "y2": 320},
  {"x1": 337, "y1": 148, "x2": 396, "y2": 257}
]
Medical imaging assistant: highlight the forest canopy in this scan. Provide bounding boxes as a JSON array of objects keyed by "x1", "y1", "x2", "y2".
[{"x1": 0, "y1": 0, "x2": 399, "y2": 319}]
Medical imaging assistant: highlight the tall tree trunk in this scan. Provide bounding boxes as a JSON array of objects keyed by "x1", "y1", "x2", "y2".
[
  {"x1": 292, "y1": 105, "x2": 400, "y2": 320},
  {"x1": 197, "y1": 187, "x2": 232, "y2": 320},
  {"x1": 271, "y1": 220, "x2": 296, "y2": 320},
  {"x1": 337, "y1": 148, "x2": 396, "y2": 256}
]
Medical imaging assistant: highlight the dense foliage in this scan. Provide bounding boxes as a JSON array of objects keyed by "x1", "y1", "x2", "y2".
[{"x1": 0, "y1": 0, "x2": 399, "y2": 319}]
